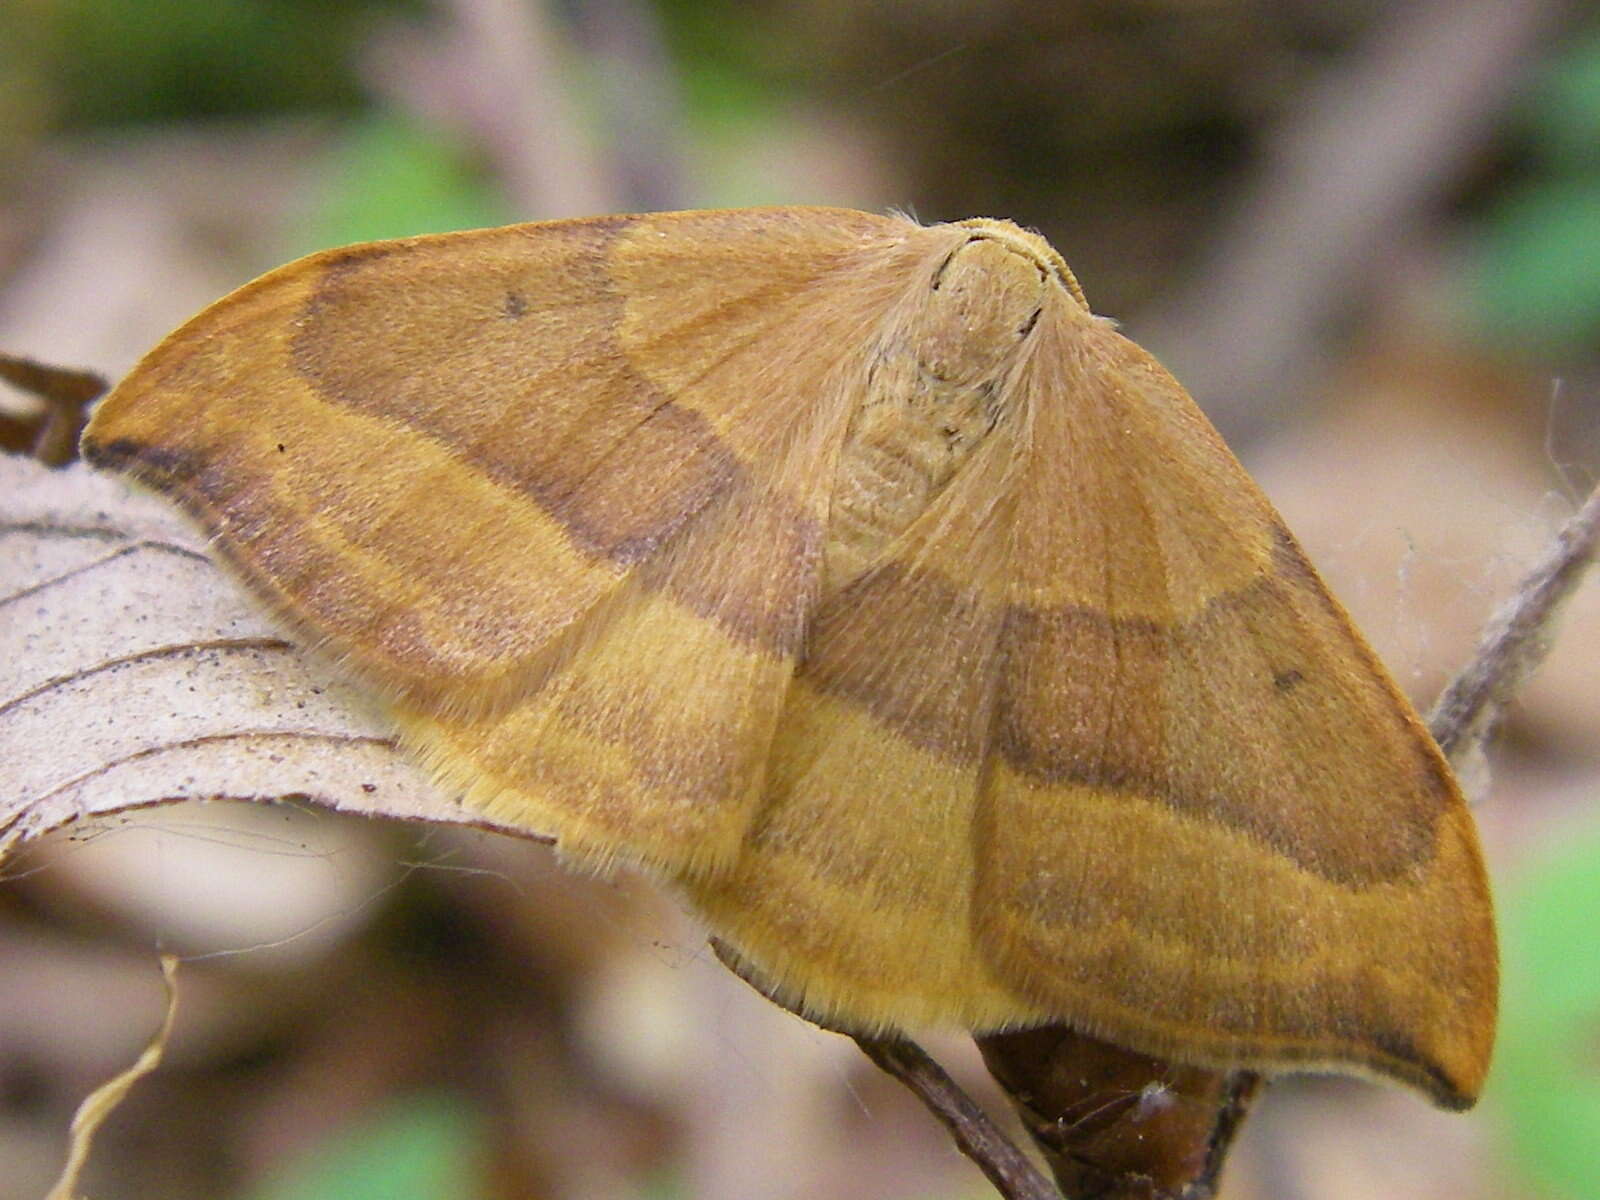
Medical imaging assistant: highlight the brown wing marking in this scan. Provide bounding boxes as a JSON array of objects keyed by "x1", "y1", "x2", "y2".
[{"x1": 974, "y1": 320, "x2": 1496, "y2": 1108}]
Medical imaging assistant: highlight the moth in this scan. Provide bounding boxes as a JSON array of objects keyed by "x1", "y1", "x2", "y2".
[{"x1": 81, "y1": 207, "x2": 1497, "y2": 1109}]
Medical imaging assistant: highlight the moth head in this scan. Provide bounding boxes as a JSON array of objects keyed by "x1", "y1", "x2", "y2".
[
  {"x1": 954, "y1": 217, "x2": 1089, "y2": 314},
  {"x1": 908, "y1": 221, "x2": 1075, "y2": 397}
]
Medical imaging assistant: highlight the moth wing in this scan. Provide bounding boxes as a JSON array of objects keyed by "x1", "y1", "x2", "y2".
[
  {"x1": 976, "y1": 317, "x2": 1496, "y2": 1108},
  {"x1": 82, "y1": 207, "x2": 917, "y2": 873},
  {"x1": 690, "y1": 313, "x2": 1496, "y2": 1109},
  {"x1": 684, "y1": 410, "x2": 1034, "y2": 1028}
]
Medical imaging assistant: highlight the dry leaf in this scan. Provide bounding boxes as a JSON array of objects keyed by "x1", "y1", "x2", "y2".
[{"x1": 0, "y1": 455, "x2": 493, "y2": 855}]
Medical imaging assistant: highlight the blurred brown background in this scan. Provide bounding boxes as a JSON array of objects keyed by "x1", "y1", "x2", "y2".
[{"x1": 3, "y1": 1, "x2": 1600, "y2": 1197}]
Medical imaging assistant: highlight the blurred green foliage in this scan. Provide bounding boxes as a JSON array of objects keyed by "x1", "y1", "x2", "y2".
[
  {"x1": 242, "y1": 1092, "x2": 482, "y2": 1200},
  {"x1": 652, "y1": 0, "x2": 775, "y2": 122},
  {"x1": 1493, "y1": 823, "x2": 1600, "y2": 1200},
  {"x1": 4, "y1": 0, "x2": 421, "y2": 128},
  {"x1": 294, "y1": 112, "x2": 512, "y2": 253},
  {"x1": 1468, "y1": 23, "x2": 1600, "y2": 354}
]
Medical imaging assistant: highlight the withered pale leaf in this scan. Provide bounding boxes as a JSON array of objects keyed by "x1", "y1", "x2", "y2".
[{"x1": 0, "y1": 455, "x2": 489, "y2": 856}]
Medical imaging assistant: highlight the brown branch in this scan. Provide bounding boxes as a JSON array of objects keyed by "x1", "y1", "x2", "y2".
[
  {"x1": 1428, "y1": 479, "x2": 1600, "y2": 786},
  {"x1": 852, "y1": 1035, "x2": 1061, "y2": 1200},
  {"x1": 0, "y1": 351, "x2": 107, "y2": 465},
  {"x1": 711, "y1": 938, "x2": 1058, "y2": 1197}
]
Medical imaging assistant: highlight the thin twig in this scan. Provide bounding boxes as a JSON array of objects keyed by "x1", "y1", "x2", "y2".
[
  {"x1": 0, "y1": 351, "x2": 107, "y2": 465},
  {"x1": 45, "y1": 955, "x2": 180, "y2": 1200},
  {"x1": 1428, "y1": 479, "x2": 1600, "y2": 783},
  {"x1": 852, "y1": 1036, "x2": 1060, "y2": 1200},
  {"x1": 715, "y1": 935, "x2": 1058, "y2": 1196}
]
